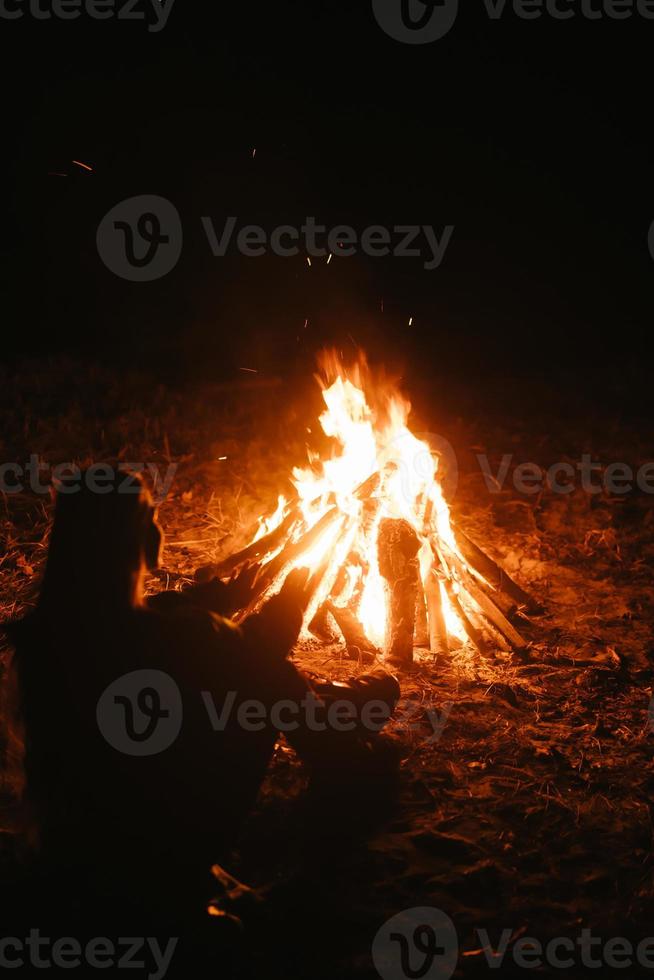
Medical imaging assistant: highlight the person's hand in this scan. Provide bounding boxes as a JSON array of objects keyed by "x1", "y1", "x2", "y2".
[
  {"x1": 277, "y1": 566, "x2": 313, "y2": 612},
  {"x1": 222, "y1": 562, "x2": 260, "y2": 615},
  {"x1": 180, "y1": 562, "x2": 260, "y2": 617},
  {"x1": 244, "y1": 567, "x2": 312, "y2": 658}
]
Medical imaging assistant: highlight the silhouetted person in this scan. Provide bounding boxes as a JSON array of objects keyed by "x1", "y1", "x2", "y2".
[{"x1": 5, "y1": 472, "x2": 400, "y2": 934}]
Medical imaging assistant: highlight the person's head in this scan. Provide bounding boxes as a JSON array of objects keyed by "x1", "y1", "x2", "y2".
[{"x1": 36, "y1": 469, "x2": 163, "y2": 618}]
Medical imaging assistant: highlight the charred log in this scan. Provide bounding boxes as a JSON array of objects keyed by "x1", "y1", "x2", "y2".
[
  {"x1": 437, "y1": 541, "x2": 529, "y2": 655},
  {"x1": 454, "y1": 526, "x2": 543, "y2": 614}
]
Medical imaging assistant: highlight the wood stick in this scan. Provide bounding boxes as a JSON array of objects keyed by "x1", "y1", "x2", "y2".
[
  {"x1": 460, "y1": 572, "x2": 528, "y2": 653},
  {"x1": 414, "y1": 493, "x2": 436, "y2": 649},
  {"x1": 307, "y1": 552, "x2": 351, "y2": 637},
  {"x1": 234, "y1": 507, "x2": 343, "y2": 621},
  {"x1": 210, "y1": 472, "x2": 377, "y2": 584},
  {"x1": 438, "y1": 541, "x2": 528, "y2": 654},
  {"x1": 453, "y1": 526, "x2": 543, "y2": 614},
  {"x1": 441, "y1": 577, "x2": 486, "y2": 653},
  {"x1": 422, "y1": 496, "x2": 434, "y2": 533},
  {"x1": 261, "y1": 507, "x2": 341, "y2": 581},
  {"x1": 301, "y1": 517, "x2": 358, "y2": 632},
  {"x1": 354, "y1": 472, "x2": 381, "y2": 502},
  {"x1": 207, "y1": 506, "x2": 300, "y2": 579},
  {"x1": 471, "y1": 574, "x2": 518, "y2": 620},
  {"x1": 415, "y1": 589, "x2": 429, "y2": 647},
  {"x1": 377, "y1": 518, "x2": 421, "y2": 666},
  {"x1": 308, "y1": 603, "x2": 337, "y2": 641}
]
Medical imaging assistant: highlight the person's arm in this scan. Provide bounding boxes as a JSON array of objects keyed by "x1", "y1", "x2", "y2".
[
  {"x1": 240, "y1": 568, "x2": 312, "y2": 661},
  {"x1": 147, "y1": 564, "x2": 259, "y2": 617},
  {"x1": 151, "y1": 568, "x2": 313, "y2": 695}
]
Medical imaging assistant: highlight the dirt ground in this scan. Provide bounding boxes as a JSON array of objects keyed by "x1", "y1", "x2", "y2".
[{"x1": 1, "y1": 359, "x2": 654, "y2": 978}]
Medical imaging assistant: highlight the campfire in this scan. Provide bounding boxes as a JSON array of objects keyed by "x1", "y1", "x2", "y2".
[{"x1": 210, "y1": 352, "x2": 539, "y2": 669}]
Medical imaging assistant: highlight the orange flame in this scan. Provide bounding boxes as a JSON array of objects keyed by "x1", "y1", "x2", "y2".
[{"x1": 249, "y1": 350, "x2": 465, "y2": 650}]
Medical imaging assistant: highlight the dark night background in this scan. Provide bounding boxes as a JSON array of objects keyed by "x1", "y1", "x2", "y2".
[{"x1": 1, "y1": 0, "x2": 652, "y2": 409}]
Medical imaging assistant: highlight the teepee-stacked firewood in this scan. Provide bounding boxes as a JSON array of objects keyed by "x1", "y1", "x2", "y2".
[
  {"x1": 204, "y1": 482, "x2": 539, "y2": 668},
  {"x1": 200, "y1": 351, "x2": 546, "y2": 667}
]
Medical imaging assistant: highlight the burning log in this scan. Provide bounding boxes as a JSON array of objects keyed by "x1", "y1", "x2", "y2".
[
  {"x1": 308, "y1": 545, "x2": 355, "y2": 642},
  {"x1": 308, "y1": 557, "x2": 350, "y2": 641},
  {"x1": 414, "y1": 590, "x2": 429, "y2": 648},
  {"x1": 209, "y1": 351, "x2": 544, "y2": 667},
  {"x1": 309, "y1": 474, "x2": 383, "y2": 649},
  {"x1": 354, "y1": 471, "x2": 381, "y2": 503},
  {"x1": 235, "y1": 507, "x2": 343, "y2": 621},
  {"x1": 198, "y1": 505, "x2": 300, "y2": 582},
  {"x1": 308, "y1": 601, "x2": 338, "y2": 641},
  {"x1": 424, "y1": 566, "x2": 449, "y2": 659},
  {"x1": 259, "y1": 507, "x2": 340, "y2": 582},
  {"x1": 377, "y1": 518, "x2": 421, "y2": 666},
  {"x1": 325, "y1": 602, "x2": 379, "y2": 662}
]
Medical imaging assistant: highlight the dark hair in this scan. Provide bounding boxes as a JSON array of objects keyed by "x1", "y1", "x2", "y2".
[
  {"x1": 2, "y1": 471, "x2": 160, "y2": 820},
  {"x1": 35, "y1": 469, "x2": 159, "y2": 621}
]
